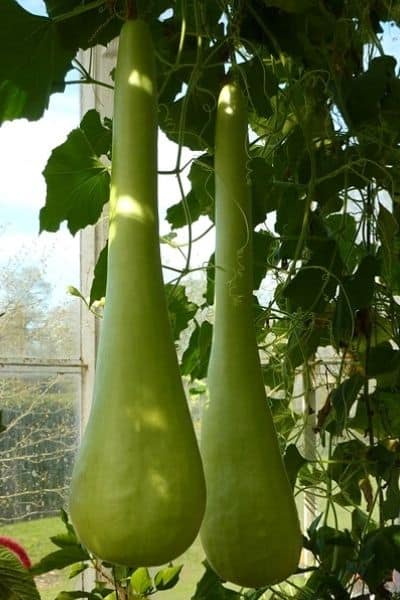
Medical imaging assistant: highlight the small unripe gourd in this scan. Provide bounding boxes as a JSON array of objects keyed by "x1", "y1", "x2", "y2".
[
  {"x1": 69, "y1": 18, "x2": 206, "y2": 567},
  {"x1": 200, "y1": 82, "x2": 302, "y2": 588}
]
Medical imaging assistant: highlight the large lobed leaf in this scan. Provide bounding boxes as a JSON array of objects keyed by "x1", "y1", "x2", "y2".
[
  {"x1": 0, "y1": 0, "x2": 76, "y2": 123},
  {"x1": 40, "y1": 109, "x2": 111, "y2": 235}
]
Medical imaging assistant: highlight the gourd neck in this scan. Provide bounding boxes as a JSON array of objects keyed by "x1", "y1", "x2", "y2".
[
  {"x1": 213, "y1": 82, "x2": 254, "y2": 332},
  {"x1": 109, "y1": 19, "x2": 158, "y2": 246}
]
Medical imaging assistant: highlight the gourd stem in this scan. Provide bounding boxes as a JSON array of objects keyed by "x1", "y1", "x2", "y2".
[{"x1": 126, "y1": 0, "x2": 137, "y2": 19}]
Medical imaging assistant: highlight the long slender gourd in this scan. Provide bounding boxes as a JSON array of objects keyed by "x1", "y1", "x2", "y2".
[
  {"x1": 200, "y1": 82, "x2": 302, "y2": 587},
  {"x1": 69, "y1": 18, "x2": 206, "y2": 567}
]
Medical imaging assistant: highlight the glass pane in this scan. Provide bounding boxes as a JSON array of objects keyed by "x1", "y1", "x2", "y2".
[
  {"x1": 0, "y1": 0, "x2": 80, "y2": 361},
  {"x1": 0, "y1": 373, "x2": 80, "y2": 598},
  {"x1": 0, "y1": 262, "x2": 80, "y2": 360}
]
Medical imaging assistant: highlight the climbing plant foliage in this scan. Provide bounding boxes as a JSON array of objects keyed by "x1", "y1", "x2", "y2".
[{"x1": 3, "y1": 0, "x2": 400, "y2": 597}]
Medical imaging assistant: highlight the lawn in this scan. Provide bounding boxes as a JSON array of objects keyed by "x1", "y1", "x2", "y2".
[{"x1": 1, "y1": 515, "x2": 206, "y2": 599}]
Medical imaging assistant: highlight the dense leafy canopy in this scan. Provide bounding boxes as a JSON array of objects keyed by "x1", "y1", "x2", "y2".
[{"x1": 3, "y1": 0, "x2": 400, "y2": 597}]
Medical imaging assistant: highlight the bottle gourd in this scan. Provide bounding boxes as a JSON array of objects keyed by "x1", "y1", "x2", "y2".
[
  {"x1": 69, "y1": 19, "x2": 206, "y2": 567},
  {"x1": 200, "y1": 82, "x2": 302, "y2": 587}
]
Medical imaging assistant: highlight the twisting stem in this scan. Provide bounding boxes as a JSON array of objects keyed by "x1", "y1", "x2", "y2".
[
  {"x1": 53, "y1": 0, "x2": 106, "y2": 22},
  {"x1": 364, "y1": 185, "x2": 374, "y2": 448},
  {"x1": 90, "y1": 557, "x2": 115, "y2": 586},
  {"x1": 64, "y1": 78, "x2": 114, "y2": 90}
]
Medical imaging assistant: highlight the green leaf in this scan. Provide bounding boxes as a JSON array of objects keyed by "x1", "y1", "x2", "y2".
[
  {"x1": 366, "y1": 342, "x2": 400, "y2": 377},
  {"x1": 249, "y1": 157, "x2": 277, "y2": 225},
  {"x1": 284, "y1": 444, "x2": 307, "y2": 488},
  {"x1": 344, "y1": 255, "x2": 379, "y2": 310},
  {"x1": 45, "y1": 0, "x2": 122, "y2": 50},
  {"x1": 377, "y1": 203, "x2": 399, "y2": 287},
  {"x1": 328, "y1": 440, "x2": 367, "y2": 506},
  {"x1": 204, "y1": 253, "x2": 215, "y2": 305},
  {"x1": 239, "y1": 59, "x2": 277, "y2": 118},
  {"x1": 40, "y1": 114, "x2": 111, "y2": 235},
  {"x1": 166, "y1": 191, "x2": 202, "y2": 230},
  {"x1": 358, "y1": 526, "x2": 400, "y2": 592},
  {"x1": 383, "y1": 471, "x2": 400, "y2": 521},
  {"x1": 80, "y1": 109, "x2": 112, "y2": 157},
  {"x1": 377, "y1": 393, "x2": 400, "y2": 438},
  {"x1": 160, "y1": 91, "x2": 215, "y2": 151},
  {"x1": 295, "y1": 569, "x2": 350, "y2": 600},
  {"x1": 90, "y1": 244, "x2": 108, "y2": 306},
  {"x1": 283, "y1": 267, "x2": 331, "y2": 313},
  {"x1": 0, "y1": 0, "x2": 76, "y2": 123},
  {"x1": 307, "y1": 219, "x2": 344, "y2": 293},
  {"x1": 367, "y1": 444, "x2": 398, "y2": 481},
  {"x1": 166, "y1": 284, "x2": 198, "y2": 340},
  {"x1": 50, "y1": 532, "x2": 80, "y2": 548},
  {"x1": 154, "y1": 564, "x2": 183, "y2": 590},
  {"x1": 351, "y1": 390, "x2": 400, "y2": 439},
  {"x1": 130, "y1": 567, "x2": 153, "y2": 595},
  {"x1": 191, "y1": 561, "x2": 240, "y2": 600},
  {"x1": 0, "y1": 546, "x2": 40, "y2": 600},
  {"x1": 351, "y1": 508, "x2": 376, "y2": 542},
  {"x1": 326, "y1": 214, "x2": 359, "y2": 272},
  {"x1": 0, "y1": 410, "x2": 7, "y2": 434},
  {"x1": 345, "y1": 55, "x2": 397, "y2": 128},
  {"x1": 243, "y1": 589, "x2": 269, "y2": 600},
  {"x1": 286, "y1": 318, "x2": 327, "y2": 369},
  {"x1": 333, "y1": 256, "x2": 380, "y2": 346},
  {"x1": 159, "y1": 51, "x2": 223, "y2": 151},
  {"x1": 264, "y1": 0, "x2": 316, "y2": 13},
  {"x1": 313, "y1": 145, "x2": 366, "y2": 216},
  {"x1": 60, "y1": 508, "x2": 77, "y2": 537},
  {"x1": 275, "y1": 189, "x2": 307, "y2": 260},
  {"x1": 253, "y1": 230, "x2": 276, "y2": 290},
  {"x1": 166, "y1": 155, "x2": 214, "y2": 229},
  {"x1": 31, "y1": 545, "x2": 90, "y2": 576},
  {"x1": 325, "y1": 375, "x2": 364, "y2": 436},
  {"x1": 181, "y1": 321, "x2": 213, "y2": 380},
  {"x1": 68, "y1": 562, "x2": 88, "y2": 579},
  {"x1": 306, "y1": 525, "x2": 355, "y2": 574}
]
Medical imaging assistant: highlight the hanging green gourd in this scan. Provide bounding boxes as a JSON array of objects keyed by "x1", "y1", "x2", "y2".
[
  {"x1": 200, "y1": 81, "x2": 302, "y2": 587},
  {"x1": 69, "y1": 16, "x2": 206, "y2": 567}
]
